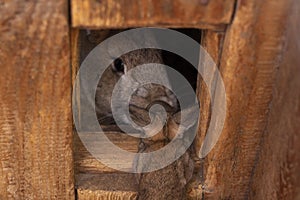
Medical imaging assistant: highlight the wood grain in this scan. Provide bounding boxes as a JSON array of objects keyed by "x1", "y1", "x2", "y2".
[
  {"x1": 187, "y1": 30, "x2": 225, "y2": 199},
  {"x1": 0, "y1": 0, "x2": 74, "y2": 199},
  {"x1": 71, "y1": 0, "x2": 235, "y2": 30},
  {"x1": 249, "y1": 1, "x2": 300, "y2": 199},
  {"x1": 201, "y1": 0, "x2": 296, "y2": 199},
  {"x1": 77, "y1": 188, "x2": 137, "y2": 200},
  {"x1": 74, "y1": 131, "x2": 140, "y2": 173},
  {"x1": 195, "y1": 30, "x2": 225, "y2": 157}
]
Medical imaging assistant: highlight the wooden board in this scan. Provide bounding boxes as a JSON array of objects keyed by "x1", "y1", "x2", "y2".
[
  {"x1": 77, "y1": 188, "x2": 137, "y2": 200},
  {"x1": 249, "y1": 1, "x2": 300, "y2": 199},
  {"x1": 74, "y1": 131, "x2": 140, "y2": 173},
  {"x1": 187, "y1": 30, "x2": 225, "y2": 199},
  {"x1": 71, "y1": 0, "x2": 236, "y2": 30},
  {"x1": 0, "y1": 1, "x2": 74, "y2": 199},
  {"x1": 200, "y1": 0, "x2": 298, "y2": 199}
]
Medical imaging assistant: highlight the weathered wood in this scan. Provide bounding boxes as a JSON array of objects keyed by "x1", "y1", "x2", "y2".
[
  {"x1": 249, "y1": 1, "x2": 300, "y2": 199},
  {"x1": 71, "y1": 29, "x2": 80, "y2": 86},
  {"x1": 76, "y1": 173, "x2": 138, "y2": 200},
  {"x1": 195, "y1": 30, "x2": 225, "y2": 157},
  {"x1": 187, "y1": 30, "x2": 225, "y2": 199},
  {"x1": 77, "y1": 188, "x2": 137, "y2": 200},
  {"x1": 71, "y1": 0, "x2": 235, "y2": 30},
  {"x1": 76, "y1": 173, "x2": 138, "y2": 191},
  {"x1": 0, "y1": 0, "x2": 74, "y2": 199},
  {"x1": 201, "y1": 0, "x2": 295, "y2": 199},
  {"x1": 74, "y1": 131, "x2": 140, "y2": 173}
]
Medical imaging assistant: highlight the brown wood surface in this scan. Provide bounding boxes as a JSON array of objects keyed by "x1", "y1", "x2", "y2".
[
  {"x1": 77, "y1": 188, "x2": 137, "y2": 200},
  {"x1": 0, "y1": 1, "x2": 74, "y2": 199},
  {"x1": 195, "y1": 30, "x2": 225, "y2": 158},
  {"x1": 71, "y1": 0, "x2": 235, "y2": 30},
  {"x1": 76, "y1": 173, "x2": 138, "y2": 199},
  {"x1": 200, "y1": 0, "x2": 298, "y2": 199},
  {"x1": 249, "y1": 1, "x2": 300, "y2": 199},
  {"x1": 187, "y1": 30, "x2": 225, "y2": 199},
  {"x1": 74, "y1": 131, "x2": 140, "y2": 174}
]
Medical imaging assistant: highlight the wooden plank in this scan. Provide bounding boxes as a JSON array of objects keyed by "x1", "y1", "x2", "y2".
[
  {"x1": 186, "y1": 30, "x2": 225, "y2": 199},
  {"x1": 71, "y1": 29, "x2": 80, "y2": 86},
  {"x1": 249, "y1": 1, "x2": 300, "y2": 199},
  {"x1": 74, "y1": 131, "x2": 140, "y2": 173},
  {"x1": 195, "y1": 30, "x2": 225, "y2": 157},
  {"x1": 77, "y1": 188, "x2": 137, "y2": 200},
  {"x1": 71, "y1": 0, "x2": 235, "y2": 30},
  {"x1": 200, "y1": 0, "x2": 295, "y2": 199},
  {"x1": 76, "y1": 173, "x2": 138, "y2": 191},
  {"x1": 0, "y1": 1, "x2": 74, "y2": 199}
]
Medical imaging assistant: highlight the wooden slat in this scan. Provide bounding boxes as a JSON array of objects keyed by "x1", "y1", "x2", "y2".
[
  {"x1": 74, "y1": 131, "x2": 140, "y2": 173},
  {"x1": 76, "y1": 171, "x2": 138, "y2": 200},
  {"x1": 249, "y1": 1, "x2": 300, "y2": 199},
  {"x1": 71, "y1": 0, "x2": 235, "y2": 30},
  {"x1": 76, "y1": 173, "x2": 138, "y2": 191},
  {"x1": 0, "y1": 1, "x2": 74, "y2": 199},
  {"x1": 195, "y1": 30, "x2": 225, "y2": 157},
  {"x1": 200, "y1": 0, "x2": 295, "y2": 199},
  {"x1": 77, "y1": 188, "x2": 137, "y2": 200},
  {"x1": 186, "y1": 30, "x2": 225, "y2": 199}
]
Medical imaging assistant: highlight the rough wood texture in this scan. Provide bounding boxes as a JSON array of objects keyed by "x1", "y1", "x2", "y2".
[
  {"x1": 71, "y1": 0, "x2": 235, "y2": 30},
  {"x1": 249, "y1": 1, "x2": 300, "y2": 199},
  {"x1": 195, "y1": 30, "x2": 225, "y2": 157},
  {"x1": 201, "y1": 0, "x2": 296, "y2": 199},
  {"x1": 76, "y1": 173, "x2": 138, "y2": 200},
  {"x1": 186, "y1": 30, "x2": 225, "y2": 199},
  {"x1": 0, "y1": 0, "x2": 74, "y2": 199},
  {"x1": 71, "y1": 29, "x2": 80, "y2": 86},
  {"x1": 76, "y1": 173, "x2": 138, "y2": 191},
  {"x1": 74, "y1": 131, "x2": 140, "y2": 173},
  {"x1": 77, "y1": 188, "x2": 137, "y2": 200}
]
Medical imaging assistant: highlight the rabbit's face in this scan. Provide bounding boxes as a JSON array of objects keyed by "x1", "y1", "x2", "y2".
[{"x1": 95, "y1": 48, "x2": 178, "y2": 125}]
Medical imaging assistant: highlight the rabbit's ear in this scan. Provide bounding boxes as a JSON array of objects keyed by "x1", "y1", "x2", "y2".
[{"x1": 167, "y1": 104, "x2": 200, "y2": 140}]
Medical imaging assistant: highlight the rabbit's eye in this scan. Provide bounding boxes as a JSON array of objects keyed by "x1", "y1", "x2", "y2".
[{"x1": 112, "y1": 58, "x2": 125, "y2": 74}]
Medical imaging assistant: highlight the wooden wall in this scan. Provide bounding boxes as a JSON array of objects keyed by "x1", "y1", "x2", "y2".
[
  {"x1": 249, "y1": 1, "x2": 300, "y2": 198},
  {"x1": 0, "y1": 1, "x2": 74, "y2": 199},
  {"x1": 199, "y1": 0, "x2": 300, "y2": 199}
]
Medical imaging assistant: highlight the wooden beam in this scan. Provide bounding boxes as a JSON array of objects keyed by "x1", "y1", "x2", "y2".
[
  {"x1": 187, "y1": 30, "x2": 225, "y2": 199},
  {"x1": 249, "y1": 1, "x2": 300, "y2": 199},
  {"x1": 71, "y1": 0, "x2": 235, "y2": 30},
  {"x1": 0, "y1": 1, "x2": 74, "y2": 199},
  {"x1": 201, "y1": 0, "x2": 295, "y2": 199},
  {"x1": 77, "y1": 188, "x2": 137, "y2": 200},
  {"x1": 74, "y1": 132, "x2": 140, "y2": 173}
]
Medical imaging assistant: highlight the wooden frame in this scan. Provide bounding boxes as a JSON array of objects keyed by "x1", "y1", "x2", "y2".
[{"x1": 71, "y1": 0, "x2": 236, "y2": 31}]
